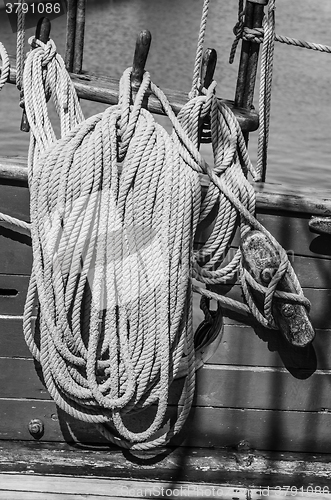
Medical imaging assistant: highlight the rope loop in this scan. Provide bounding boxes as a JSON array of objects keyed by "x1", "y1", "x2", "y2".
[{"x1": 28, "y1": 37, "x2": 57, "y2": 66}]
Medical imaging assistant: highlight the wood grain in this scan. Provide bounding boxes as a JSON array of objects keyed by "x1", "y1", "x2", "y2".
[
  {"x1": 2, "y1": 158, "x2": 331, "y2": 217},
  {"x1": 1, "y1": 399, "x2": 331, "y2": 453},
  {"x1": 2, "y1": 355, "x2": 331, "y2": 412},
  {"x1": 1, "y1": 440, "x2": 331, "y2": 488},
  {"x1": 2, "y1": 55, "x2": 258, "y2": 132}
]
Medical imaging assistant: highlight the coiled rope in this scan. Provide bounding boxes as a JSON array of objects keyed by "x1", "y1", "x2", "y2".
[
  {"x1": 22, "y1": 36, "x2": 205, "y2": 450},
  {"x1": 19, "y1": 22, "x2": 311, "y2": 449},
  {"x1": 0, "y1": 0, "x2": 311, "y2": 449}
]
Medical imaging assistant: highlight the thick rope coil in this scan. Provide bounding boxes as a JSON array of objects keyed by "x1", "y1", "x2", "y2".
[
  {"x1": 7, "y1": 15, "x2": 310, "y2": 449},
  {"x1": 23, "y1": 36, "x2": 205, "y2": 450}
]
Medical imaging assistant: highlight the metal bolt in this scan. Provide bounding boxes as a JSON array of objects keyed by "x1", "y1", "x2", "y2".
[
  {"x1": 281, "y1": 303, "x2": 295, "y2": 318},
  {"x1": 28, "y1": 419, "x2": 44, "y2": 439},
  {"x1": 260, "y1": 267, "x2": 276, "y2": 284}
]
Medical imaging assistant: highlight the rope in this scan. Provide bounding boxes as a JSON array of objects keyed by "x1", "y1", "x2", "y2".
[
  {"x1": 22, "y1": 37, "x2": 202, "y2": 450},
  {"x1": 189, "y1": 0, "x2": 210, "y2": 99},
  {"x1": 19, "y1": 35, "x2": 311, "y2": 452},
  {"x1": 236, "y1": 27, "x2": 331, "y2": 54},
  {"x1": 16, "y1": 0, "x2": 26, "y2": 111},
  {"x1": 0, "y1": 40, "x2": 29, "y2": 230},
  {"x1": 230, "y1": 0, "x2": 331, "y2": 178},
  {"x1": 256, "y1": 0, "x2": 275, "y2": 179},
  {"x1": 0, "y1": 42, "x2": 10, "y2": 91}
]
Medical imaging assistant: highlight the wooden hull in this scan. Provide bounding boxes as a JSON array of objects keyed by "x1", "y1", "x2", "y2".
[{"x1": 0, "y1": 165, "x2": 331, "y2": 456}]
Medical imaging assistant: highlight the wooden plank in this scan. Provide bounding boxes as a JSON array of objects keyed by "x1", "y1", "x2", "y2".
[
  {"x1": 1, "y1": 474, "x2": 328, "y2": 500},
  {"x1": 2, "y1": 55, "x2": 258, "y2": 133},
  {"x1": 0, "y1": 275, "x2": 33, "y2": 316},
  {"x1": 2, "y1": 314, "x2": 331, "y2": 371},
  {"x1": 3, "y1": 356, "x2": 331, "y2": 412},
  {"x1": 0, "y1": 474, "x2": 248, "y2": 500},
  {"x1": 209, "y1": 324, "x2": 331, "y2": 370},
  {"x1": 256, "y1": 212, "x2": 331, "y2": 260},
  {"x1": 0, "y1": 443, "x2": 331, "y2": 491},
  {"x1": 0, "y1": 317, "x2": 33, "y2": 358},
  {"x1": 0, "y1": 225, "x2": 32, "y2": 275},
  {"x1": 2, "y1": 159, "x2": 331, "y2": 217},
  {"x1": 1, "y1": 399, "x2": 331, "y2": 453},
  {"x1": 0, "y1": 183, "x2": 30, "y2": 222}
]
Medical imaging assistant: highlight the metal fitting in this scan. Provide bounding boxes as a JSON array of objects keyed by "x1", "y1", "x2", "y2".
[{"x1": 28, "y1": 419, "x2": 44, "y2": 439}]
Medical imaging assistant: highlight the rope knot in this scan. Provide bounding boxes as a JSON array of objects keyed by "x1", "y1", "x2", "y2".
[
  {"x1": 242, "y1": 27, "x2": 264, "y2": 44},
  {"x1": 28, "y1": 37, "x2": 57, "y2": 66},
  {"x1": 117, "y1": 67, "x2": 151, "y2": 161}
]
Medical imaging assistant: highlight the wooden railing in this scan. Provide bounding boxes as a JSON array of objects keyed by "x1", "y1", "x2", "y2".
[{"x1": 1, "y1": 156, "x2": 331, "y2": 217}]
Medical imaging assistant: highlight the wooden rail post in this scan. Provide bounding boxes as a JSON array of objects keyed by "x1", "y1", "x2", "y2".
[
  {"x1": 198, "y1": 48, "x2": 217, "y2": 147},
  {"x1": 131, "y1": 30, "x2": 152, "y2": 105},
  {"x1": 234, "y1": 0, "x2": 269, "y2": 111},
  {"x1": 65, "y1": 0, "x2": 86, "y2": 74},
  {"x1": 64, "y1": 0, "x2": 77, "y2": 72}
]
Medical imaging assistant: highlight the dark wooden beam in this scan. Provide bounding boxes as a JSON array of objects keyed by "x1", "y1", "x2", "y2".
[{"x1": 2, "y1": 55, "x2": 258, "y2": 133}]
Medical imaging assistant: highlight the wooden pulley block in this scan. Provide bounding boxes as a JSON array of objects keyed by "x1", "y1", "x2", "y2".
[{"x1": 241, "y1": 230, "x2": 315, "y2": 348}]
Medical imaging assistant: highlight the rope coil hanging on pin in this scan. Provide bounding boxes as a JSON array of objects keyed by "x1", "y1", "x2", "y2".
[{"x1": 15, "y1": 0, "x2": 312, "y2": 449}]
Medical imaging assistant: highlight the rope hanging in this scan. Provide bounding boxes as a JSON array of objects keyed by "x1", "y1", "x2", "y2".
[
  {"x1": 0, "y1": 42, "x2": 10, "y2": 92},
  {"x1": 22, "y1": 36, "x2": 205, "y2": 450},
  {"x1": 0, "y1": 0, "x2": 312, "y2": 449},
  {"x1": 20, "y1": 26, "x2": 312, "y2": 448}
]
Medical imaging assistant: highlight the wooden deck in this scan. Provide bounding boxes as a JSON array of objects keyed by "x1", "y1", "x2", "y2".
[{"x1": 1, "y1": 441, "x2": 331, "y2": 499}]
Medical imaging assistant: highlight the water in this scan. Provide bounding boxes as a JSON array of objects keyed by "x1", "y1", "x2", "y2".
[{"x1": 0, "y1": 0, "x2": 331, "y2": 188}]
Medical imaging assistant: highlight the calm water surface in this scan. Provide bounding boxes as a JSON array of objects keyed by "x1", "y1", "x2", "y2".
[{"x1": 0, "y1": 0, "x2": 331, "y2": 188}]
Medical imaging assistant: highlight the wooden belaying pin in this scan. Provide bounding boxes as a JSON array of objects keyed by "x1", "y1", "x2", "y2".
[
  {"x1": 131, "y1": 29, "x2": 152, "y2": 99},
  {"x1": 198, "y1": 48, "x2": 217, "y2": 146},
  {"x1": 20, "y1": 17, "x2": 51, "y2": 132},
  {"x1": 200, "y1": 48, "x2": 217, "y2": 92}
]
